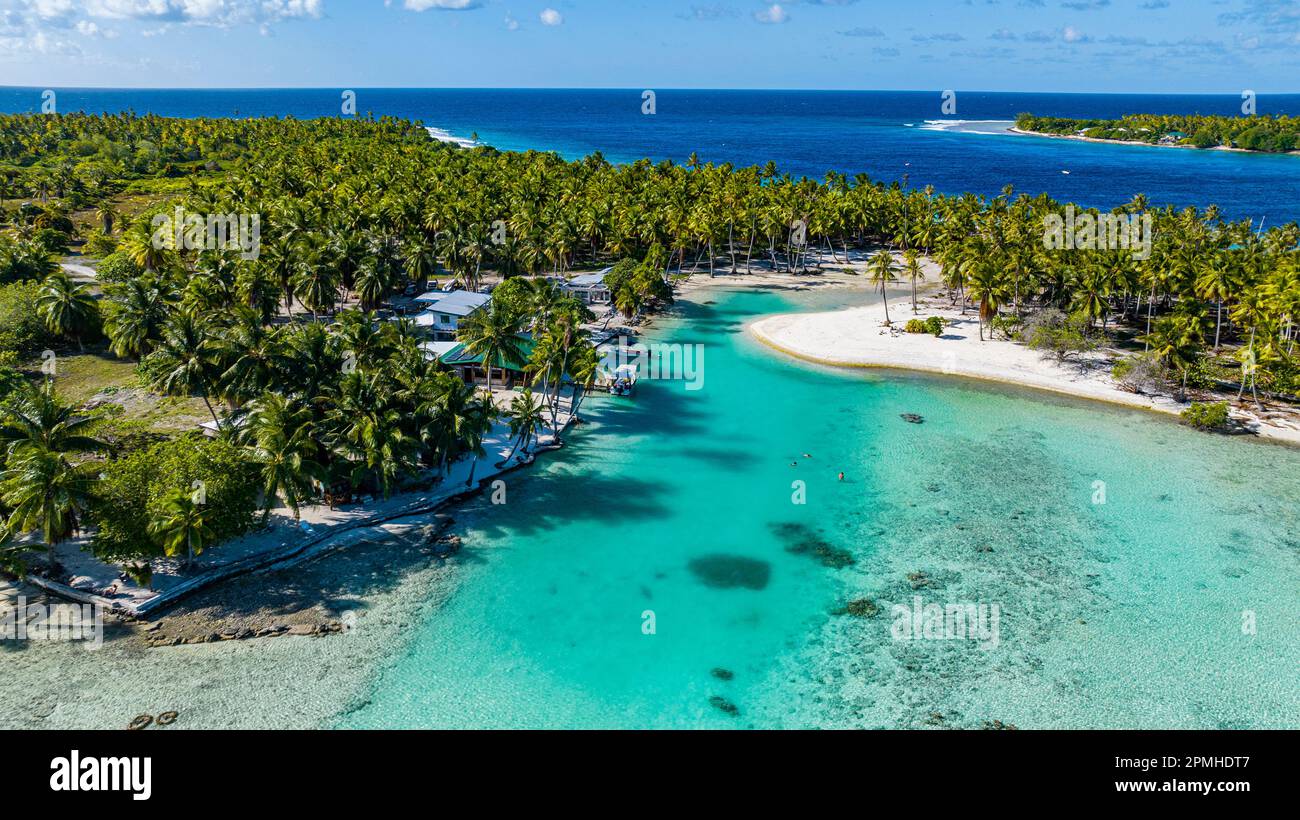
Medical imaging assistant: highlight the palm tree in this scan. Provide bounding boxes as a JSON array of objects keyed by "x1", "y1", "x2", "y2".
[
  {"x1": 102, "y1": 276, "x2": 173, "y2": 359},
  {"x1": 416, "y1": 375, "x2": 480, "y2": 476},
  {"x1": 280, "y1": 322, "x2": 342, "y2": 407},
  {"x1": 1070, "y1": 265, "x2": 1113, "y2": 331},
  {"x1": 36, "y1": 271, "x2": 98, "y2": 351},
  {"x1": 353, "y1": 257, "x2": 391, "y2": 312},
  {"x1": 293, "y1": 255, "x2": 340, "y2": 319},
  {"x1": 499, "y1": 389, "x2": 546, "y2": 467},
  {"x1": 147, "y1": 489, "x2": 216, "y2": 570},
  {"x1": 212, "y1": 308, "x2": 285, "y2": 407},
  {"x1": 868, "y1": 250, "x2": 899, "y2": 325},
  {"x1": 458, "y1": 394, "x2": 497, "y2": 489},
  {"x1": 332, "y1": 310, "x2": 394, "y2": 371},
  {"x1": 1144, "y1": 312, "x2": 1205, "y2": 401},
  {"x1": 120, "y1": 219, "x2": 174, "y2": 273},
  {"x1": 1, "y1": 449, "x2": 94, "y2": 563},
  {"x1": 966, "y1": 261, "x2": 1006, "y2": 342},
  {"x1": 328, "y1": 372, "x2": 418, "y2": 499},
  {"x1": 1195, "y1": 254, "x2": 1239, "y2": 351},
  {"x1": 0, "y1": 383, "x2": 103, "y2": 459},
  {"x1": 458, "y1": 301, "x2": 526, "y2": 396},
  {"x1": 95, "y1": 202, "x2": 118, "y2": 235},
  {"x1": 902, "y1": 249, "x2": 926, "y2": 315},
  {"x1": 242, "y1": 393, "x2": 323, "y2": 524},
  {"x1": 144, "y1": 309, "x2": 222, "y2": 425}
]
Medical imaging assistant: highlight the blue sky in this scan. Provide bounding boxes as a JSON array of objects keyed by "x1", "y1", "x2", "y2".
[{"x1": 1, "y1": 0, "x2": 1298, "y2": 92}]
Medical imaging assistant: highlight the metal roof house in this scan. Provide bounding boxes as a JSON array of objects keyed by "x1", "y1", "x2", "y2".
[
  {"x1": 439, "y1": 336, "x2": 536, "y2": 389},
  {"x1": 560, "y1": 268, "x2": 612, "y2": 305},
  {"x1": 419, "y1": 340, "x2": 462, "y2": 361},
  {"x1": 411, "y1": 290, "x2": 491, "y2": 341}
]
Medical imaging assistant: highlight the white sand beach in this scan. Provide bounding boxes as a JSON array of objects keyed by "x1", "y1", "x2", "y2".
[{"x1": 749, "y1": 289, "x2": 1300, "y2": 446}]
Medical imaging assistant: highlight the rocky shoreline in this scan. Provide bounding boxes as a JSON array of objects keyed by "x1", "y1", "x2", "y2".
[{"x1": 130, "y1": 518, "x2": 462, "y2": 649}]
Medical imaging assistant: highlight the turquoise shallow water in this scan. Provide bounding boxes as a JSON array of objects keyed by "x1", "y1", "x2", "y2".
[{"x1": 339, "y1": 288, "x2": 1300, "y2": 729}]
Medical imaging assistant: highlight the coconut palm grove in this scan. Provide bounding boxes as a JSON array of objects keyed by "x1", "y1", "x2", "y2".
[{"x1": 0, "y1": 103, "x2": 1297, "y2": 745}]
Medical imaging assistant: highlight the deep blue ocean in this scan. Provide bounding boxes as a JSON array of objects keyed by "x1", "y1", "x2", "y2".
[{"x1": 4, "y1": 87, "x2": 1299, "y2": 224}]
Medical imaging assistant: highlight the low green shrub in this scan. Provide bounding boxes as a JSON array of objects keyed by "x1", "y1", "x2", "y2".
[
  {"x1": 0, "y1": 281, "x2": 52, "y2": 358},
  {"x1": 1180, "y1": 401, "x2": 1230, "y2": 431},
  {"x1": 905, "y1": 317, "x2": 946, "y2": 337},
  {"x1": 1112, "y1": 353, "x2": 1166, "y2": 394}
]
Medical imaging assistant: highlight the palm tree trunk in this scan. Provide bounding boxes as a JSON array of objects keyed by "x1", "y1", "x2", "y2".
[
  {"x1": 1145, "y1": 285, "x2": 1156, "y2": 350},
  {"x1": 1213, "y1": 299, "x2": 1223, "y2": 351},
  {"x1": 201, "y1": 393, "x2": 221, "y2": 427}
]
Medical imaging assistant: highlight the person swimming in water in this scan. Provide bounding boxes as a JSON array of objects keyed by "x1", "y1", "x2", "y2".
[{"x1": 838, "y1": 472, "x2": 845, "y2": 481}]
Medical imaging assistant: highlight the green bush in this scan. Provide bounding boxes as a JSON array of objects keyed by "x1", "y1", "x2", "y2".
[
  {"x1": 1112, "y1": 353, "x2": 1165, "y2": 394},
  {"x1": 81, "y1": 231, "x2": 118, "y2": 258},
  {"x1": 1180, "y1": 401, "x2": 1230, "y2": 431},
  {"x1": 33, "y1": 228, "x2": 71, "y2": 255},
  {"x1": 905, "y1": 317, "x2": 946, "y2": 336},
  {"x1": 0, "y1": 363, "x2": 25, "y2": 404},
  {"x1": 94, "y1": 251, "x2": 142, "y2": 285},
  {"x1": 1025, "y1": 310, "x2": 1096, "y2": 363},
  {"x1": 990, "y1": 314, "x2": 1021, "y2": 339},
  {"x1": 89, "y1": 435, "x2": 261, "y2": 562},
  {"x1": 0, "y1": 281, "x2": 52, "y2": 357}
]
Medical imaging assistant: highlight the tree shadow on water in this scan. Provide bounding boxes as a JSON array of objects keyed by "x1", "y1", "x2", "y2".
[{"x1": 458, "y1": 471, "x2": 676, "y2": 541}]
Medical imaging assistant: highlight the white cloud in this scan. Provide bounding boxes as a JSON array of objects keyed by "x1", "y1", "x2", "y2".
[
  {"x1": 539, "y1": 7, "x2": 562, "y2": 26},
  {"x1": 504, "y1": 13, "x2": 519, "y2": 30},
  {"x1": 31, "y1": 0, "x2": 76, "y2": 19},
  {"x1": 78, "y1": 0, "x2": 322, "y2": 25},
  {"x1": 0, "y1": 0, "x2": 320, "y2": 62},
  {"x1": 404, "y1": 0, "x2": 483, "y2": 10},
  {"x1": 754, "y1": 3, "x2": 788, "y2": 24}
]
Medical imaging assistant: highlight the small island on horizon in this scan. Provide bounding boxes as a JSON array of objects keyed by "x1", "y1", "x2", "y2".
[{"x1": 1014, "y1": 112, "x2": 1300, "y2": 155}]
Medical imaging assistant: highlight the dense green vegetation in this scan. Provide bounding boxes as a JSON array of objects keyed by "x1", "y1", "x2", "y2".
[
  {"x1": 1, "y1": 111, "x2": 1299, "y2": 578},
  {"x1": 90, "y1": 436, "x2": 259, "y2": 563},
  {"x1": 1016, "y1": 112, "x2": 1300, "y2": 153}
]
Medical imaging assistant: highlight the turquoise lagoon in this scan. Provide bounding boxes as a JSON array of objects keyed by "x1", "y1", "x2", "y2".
[{"x1": 339, "y1": 288, "x2": 1300, "y2": 729}]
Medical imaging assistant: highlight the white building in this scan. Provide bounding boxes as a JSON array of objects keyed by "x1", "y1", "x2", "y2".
[
  {"x1": 561, "y1": 268, "x2": 612, "y2": 305},
  {"x1": 412, "y1": 290, "x2": 491, "y2": 341}
]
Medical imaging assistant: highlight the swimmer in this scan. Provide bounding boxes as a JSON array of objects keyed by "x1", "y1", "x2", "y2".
[{"x1": 838, "y1": 472, "x2": 845, "y2": 481}]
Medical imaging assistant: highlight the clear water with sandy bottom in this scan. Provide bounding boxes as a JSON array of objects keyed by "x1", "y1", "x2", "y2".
[{"x1": 4, "y1": 287, "x2": 1296, "y2": 729}]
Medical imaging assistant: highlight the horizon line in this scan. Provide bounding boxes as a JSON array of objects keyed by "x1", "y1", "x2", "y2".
[{"x1": 4, "y1": 85, "x2": 1300, "y2": 96}]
